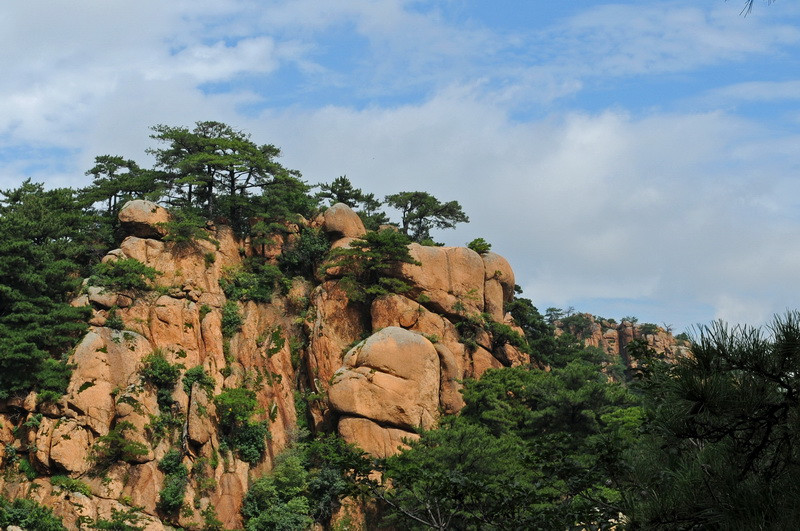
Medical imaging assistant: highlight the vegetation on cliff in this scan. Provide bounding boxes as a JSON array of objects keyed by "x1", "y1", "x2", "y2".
[{"x1": 1, "y1": 123, "x2": 799, "y2": 529}]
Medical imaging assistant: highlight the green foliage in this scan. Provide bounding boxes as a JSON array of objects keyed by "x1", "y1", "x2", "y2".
[
  {"x1": 159, "y1": 208, "x2": 214, "y2": 245},
  {"x1": 622, "y1": 312, "x2": 800, "y2": 529},
  {"x1": 241, "y1": 437, "x2": 371, "y2": 529},
  {"x1": 385, "y1": 190, "x2": 469, "y2": 242},
  {"x1": 559, "y1": 312, "x2": 595, "y2": 338},
  {"x1": 157, "y1": 449, "x2": 188, "y2": 515},
  {"x1": 325, "y1": 229, "x2": 420, "y2": 303},
  {"x1": 214, "y1": 387, "x2": 269, "y2": 464},
  {"x1": 242, "y1": 450, "x2": 312, "y2": 531},
  {"x1": 149, "y1": 121, "x2": 309, "y2": 237},
  {"x1": 182, "y1": 365, "x2": 215, "y2": 395},
  {"x1": 89, "y1": 258, "x2": 159, "y2": 293},
  {"x1": 220, "y1": 259, "x2": 288, "y2": 303},
  {"x1": 0, "y1": 495, "x2": 66, "y2": 530},
  {"x1": 466, "y1": 237, "x2": 491, "y2": 254},
  {"x1": 146, "y1": 411, "x2": 184, "y2": 445},
  {"x1": 372, "y1": 363, "x2": 641, "y2": 528},
  {"x1": 91, "y1": 421, "x2": 149, "y2": 470},
  {"x1": 50, "y1": 475, "x2": 92, "y2": 496},
  {"x1": 221, "y1": 301, "x2": 243, "y2": 338},
  {"x1": 638, "y1": 322, "x2": 659, "y2": 335},
  {"x1": 230, "y1": 421, "x2": 270, "y2": 464},
  {"x1": 140, "y1": 351, "x2": 183, "y2": 409},
  {"x1": 105, "y1": 308, "x2": 125, "y2": 331},
  {"x1": 87, "y1": 507, "x2": 146, "y2": 531},
  {"x1": 278, "y1": 226, "x2": 331, "y2": 278},
  {"x1": 0, "y1": 180, "x2": 94, "y2": 399},
  {"x1": 17, "y1": 457, "x2": 37, "y2": 480},
  {"x1": 82, "y1": 154, "x2": 159, "y2": 227}
]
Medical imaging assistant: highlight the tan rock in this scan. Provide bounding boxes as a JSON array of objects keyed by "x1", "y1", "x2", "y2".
[
  {"x1": 482, "y1": 252, "x2": 515, "y2": 322},
  {"x1": 371, "y1": 294, "x2": 469, "y2": 384},
  {"x1": 118, "y1": 200, "x2": 170, "y2": 239},
  {"x1": 338, "y1": 417, "x2": 419, "y2": 458},
  {"x1": 120, "y1": 462, "x2": 162, "y2": 515},
  {"x1": 87, "y1": 286, "x2": 121, "y2": 309},
  {"x1": 306, "y1": 280, "x2": 367, "y2": 396},
  {"x1": 215, "y1": 472, "x2": 245, "y2": 530},
  {"x1": 329, "y1": 327, "x2": 439, "y2": 430},
  {"x1": 322, "y1": 203, "x2": 366, "y2": 240},
  {"x1": 49, "y1": 419, "x2": 92, "y2": 474},
  {"x1": 394, "y1": 244, "x2": 485, "y2": 319},
  {"x1": 67, "y1": 328, "x2": 151, "y2": 435},
  {"x1": 471, "y1": 346, "x2": 503, "y2": 379},
  {"x1": 434, "y1": 343, "x2": 465, "y2": 414},
  {"x1": 187, "y1": 386, "x2": 214, "y2": 446}
]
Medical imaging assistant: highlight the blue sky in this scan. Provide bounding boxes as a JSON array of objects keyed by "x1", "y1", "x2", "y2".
[{"x1": 2, "y1": 0, "x2": 800, "y2": 333}]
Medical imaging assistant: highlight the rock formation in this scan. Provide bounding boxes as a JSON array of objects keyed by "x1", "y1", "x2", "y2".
[{"x1": 0, "y1": 202, "x2": 531, "y2": 529}]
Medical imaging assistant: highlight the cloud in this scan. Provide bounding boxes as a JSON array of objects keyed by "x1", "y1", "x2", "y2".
[
  {"x1": 1, "y1": 0, "x2": 800, "y2": 332},
  {"x1": 704, "y1": 80, "x2": 800, "y2": 102},
  {"x1": 244, "y1": 89, "x2": 800, "y2": 331}
]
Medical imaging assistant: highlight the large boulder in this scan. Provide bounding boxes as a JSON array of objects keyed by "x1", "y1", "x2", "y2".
[
  {"x1": 394, "y1": 244, "x2": 485, "y2": 319},
  {"x1": 328, "y1": 327, "x2": 440, "y2": 431},
  {"x1": 118, "y1": 200, "x2": 170, "y2": 239},
  {"x1": 322, "y1": 203, "x2": 366, "y2": 240}
]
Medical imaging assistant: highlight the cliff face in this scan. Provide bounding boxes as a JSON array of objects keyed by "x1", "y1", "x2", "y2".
[{"x1": 0, "y1": 201, "x2": 526, "y2": 529}]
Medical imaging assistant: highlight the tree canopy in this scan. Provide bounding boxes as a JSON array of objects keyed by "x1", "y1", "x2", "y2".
[{"x1": 385, "y1": 191, "x2": 469, "y2": 243}]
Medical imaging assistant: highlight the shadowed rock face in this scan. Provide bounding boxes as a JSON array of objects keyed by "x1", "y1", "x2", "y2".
[{"x1": 0, "y1": 201, "x2": 534, "y2": 528}]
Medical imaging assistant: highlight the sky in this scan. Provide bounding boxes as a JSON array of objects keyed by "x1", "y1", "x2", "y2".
[{"x1": 2, "y1": 0, "x2": 800, "y2": 334}]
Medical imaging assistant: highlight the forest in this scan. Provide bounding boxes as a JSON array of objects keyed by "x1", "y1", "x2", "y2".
[{"x1": 1, "y1": 122, "x2": 800, "y2": 530}]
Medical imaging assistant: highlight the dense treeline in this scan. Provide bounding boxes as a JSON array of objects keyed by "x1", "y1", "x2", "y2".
[{"x1": 2, "y1": 123, "x2": 800, "y2": 529}]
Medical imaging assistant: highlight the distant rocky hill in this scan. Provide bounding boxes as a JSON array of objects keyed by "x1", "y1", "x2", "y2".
[
  {"x1": 554, "y1": 313, "x2": 691, "y2": 378},
  {"x1": 0, "y1": 200, "x2": 535, "y2": 529}
]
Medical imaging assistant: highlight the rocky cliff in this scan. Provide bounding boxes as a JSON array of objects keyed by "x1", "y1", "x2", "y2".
[{"x1": 0, "y1": 201, "x2": 530, "y2": 529}]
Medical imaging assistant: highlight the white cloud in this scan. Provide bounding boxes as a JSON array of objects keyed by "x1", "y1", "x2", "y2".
[
  {"x1": 1, "y1": 0, "x2": 800, "y2": 331},
  {"x1": 242, "y1": 90, "x2": 800, "y2": 331},
  {"x1": 705, "y1": 80, "x2": 800, "y2": 102}
]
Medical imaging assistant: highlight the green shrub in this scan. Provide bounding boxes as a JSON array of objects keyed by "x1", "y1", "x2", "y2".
[
  {"x1": 17, "y1": 457, "x2": 37, "y2": 480},
  {"x1": 467, "y1": 237, "x2": 491, "y2": 254},
  {"x1": 0, "y1": 495, "x2": 66, "y2": 530},
  {"x1": 106, "y1": 307, "x2": 125, "y2": 330},
  {"x1": 157, "y1": 449, "x2": 188, "y2": 515},
  {"x1": 89, "y1": 507, "x2": 146, "y2": 531},
  {"x1": 278, "y1": 226, "x2": 331, "y2": 278},
  {"x1": 324, "y1": 229, "x2": 420, "y2": 303},
  {"x1": 146, "y1": 411, "x2": 184, "y2": 444},
  {"x1": 89, "y1": 258, "x2": 160, "y2": 292},
  {"x1": 221, "y1": 301, "x2": 243, "y2": 338},
  {"x1": 230, "y1": 421, "x2": 270, "y2": 465},
  {"x1": 214, "y1": 388, "x2": 269, "y2": 464},
  {"x1": 159, "y1": 209, "x2": 214, "y2": 245},
  {"x1": 91, "y1": 421, "x2": 149, "y2": 470},
  {"x1": 214, "y1": 388, "x2": 258, "y2": 430},
  {"x1": 560, "y1": 313, "x2": 594, "y2": 338},
  {"x1": 50, "y1": 475, "x2": 92, "y2": 496},
  {"x1": 140, "y1": 351, "x2": 182, "y2": 409},
  {"x1": 220, "y1": 260, "x2": 289, "y2": 303},
  {"x1": 182, "y1": 365, "x2": 215, "y2": 395},
  {"x1": 639, "y1": 323, "x2": 660, "y2": 336}
]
